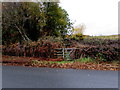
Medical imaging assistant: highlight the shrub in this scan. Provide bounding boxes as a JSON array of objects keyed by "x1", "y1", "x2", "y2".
[
  {"x1": 2, "y1": 37, "x2": 64, "y2": 58},
  {"x1": 2, "y1": 36, "x2": 120, "y2": 62},
  {"x1": 71, "y1": 44, "x2": 120, "y2": 62},
  {"x1": 71, "y1": 33, "x2": 84, "y2": 41}
]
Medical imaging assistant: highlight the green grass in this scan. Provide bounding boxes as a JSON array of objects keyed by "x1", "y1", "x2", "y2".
[
  {"x1": 49, "y1": 61, "x2": 74, "y2": 64},
  {"x1": 75, "y1": 57, "x2": 95, "y2": 63},
  {"x1": 31, "y1": 57, "x2": 119, "y2": 65},
  {"x1": 86, "y1": 35, "x2": 119, "y2": 40},
  {"x1": 31, "y1": 60, "x2": 74, "y2": 65},
  {"x1": 111, "y1": 61, "x2": 120, "y2": 65}
]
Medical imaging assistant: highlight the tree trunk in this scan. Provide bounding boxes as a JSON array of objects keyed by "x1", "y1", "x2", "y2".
[{"x1": 15, "y1": 24, "x2": 31, "y2": 42}]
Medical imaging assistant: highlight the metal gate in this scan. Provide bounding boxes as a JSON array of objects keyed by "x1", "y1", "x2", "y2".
[{"x1": 54, "y1": 48, "x2": 80, "y2": 60}]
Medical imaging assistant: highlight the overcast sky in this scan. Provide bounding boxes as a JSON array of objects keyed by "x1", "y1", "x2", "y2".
[{"x1": 59, "y1": 0, "x2": 119, "y2": 36}]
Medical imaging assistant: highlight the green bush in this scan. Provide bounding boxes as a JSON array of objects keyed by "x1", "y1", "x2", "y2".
[{"x1": 71, "y1": 33, "x2": 84, "y2": 41}]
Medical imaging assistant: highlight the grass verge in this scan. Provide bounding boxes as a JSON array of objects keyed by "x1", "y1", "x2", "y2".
[{"x1": 2, "y1": 55, "x2": 119, "y2": 71}]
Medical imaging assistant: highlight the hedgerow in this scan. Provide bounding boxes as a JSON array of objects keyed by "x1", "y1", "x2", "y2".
[
  {"x1": 2, "y1": 37, "x2": 120, "y2": 62},
  {"x1": 71, "y1": 44, "x2": 119, "y2": 62}
]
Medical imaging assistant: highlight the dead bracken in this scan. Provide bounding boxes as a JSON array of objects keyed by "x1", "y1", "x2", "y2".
[{"x1": 2, "y1": 55, "x2": 119, "y2": 71}]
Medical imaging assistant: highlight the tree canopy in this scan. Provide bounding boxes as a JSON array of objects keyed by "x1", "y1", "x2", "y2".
[{"x1": 2, "y1": 2, "x2": 72, "y2": 45}]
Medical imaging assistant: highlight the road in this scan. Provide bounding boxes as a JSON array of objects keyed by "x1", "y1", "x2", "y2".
[{"x1": 2, "y1": 66, "x2": 118, "y2": 88}]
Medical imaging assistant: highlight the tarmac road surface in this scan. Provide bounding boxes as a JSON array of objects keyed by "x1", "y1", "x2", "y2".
[{"x1": 2, "y1": 66, "x2": 118, "y2": 88}]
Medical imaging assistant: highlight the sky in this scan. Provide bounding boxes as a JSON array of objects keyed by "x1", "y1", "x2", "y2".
[{"x1": 59, "y1": 0, "x2": 119, "y2": 36}]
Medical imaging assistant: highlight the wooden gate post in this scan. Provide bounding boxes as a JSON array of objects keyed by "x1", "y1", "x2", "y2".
[{"x1": 63, "y1": 48, "x2": 65, "y2": 59}]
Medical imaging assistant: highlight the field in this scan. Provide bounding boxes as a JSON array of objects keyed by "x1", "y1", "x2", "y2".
[{"x1": 86, "y1": 34, "x2": 120, "y2": 39}]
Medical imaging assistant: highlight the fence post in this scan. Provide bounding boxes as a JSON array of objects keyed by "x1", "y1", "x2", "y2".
[{"x1": 63, "y1": 48, "x2": 65, "y2": 59}]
